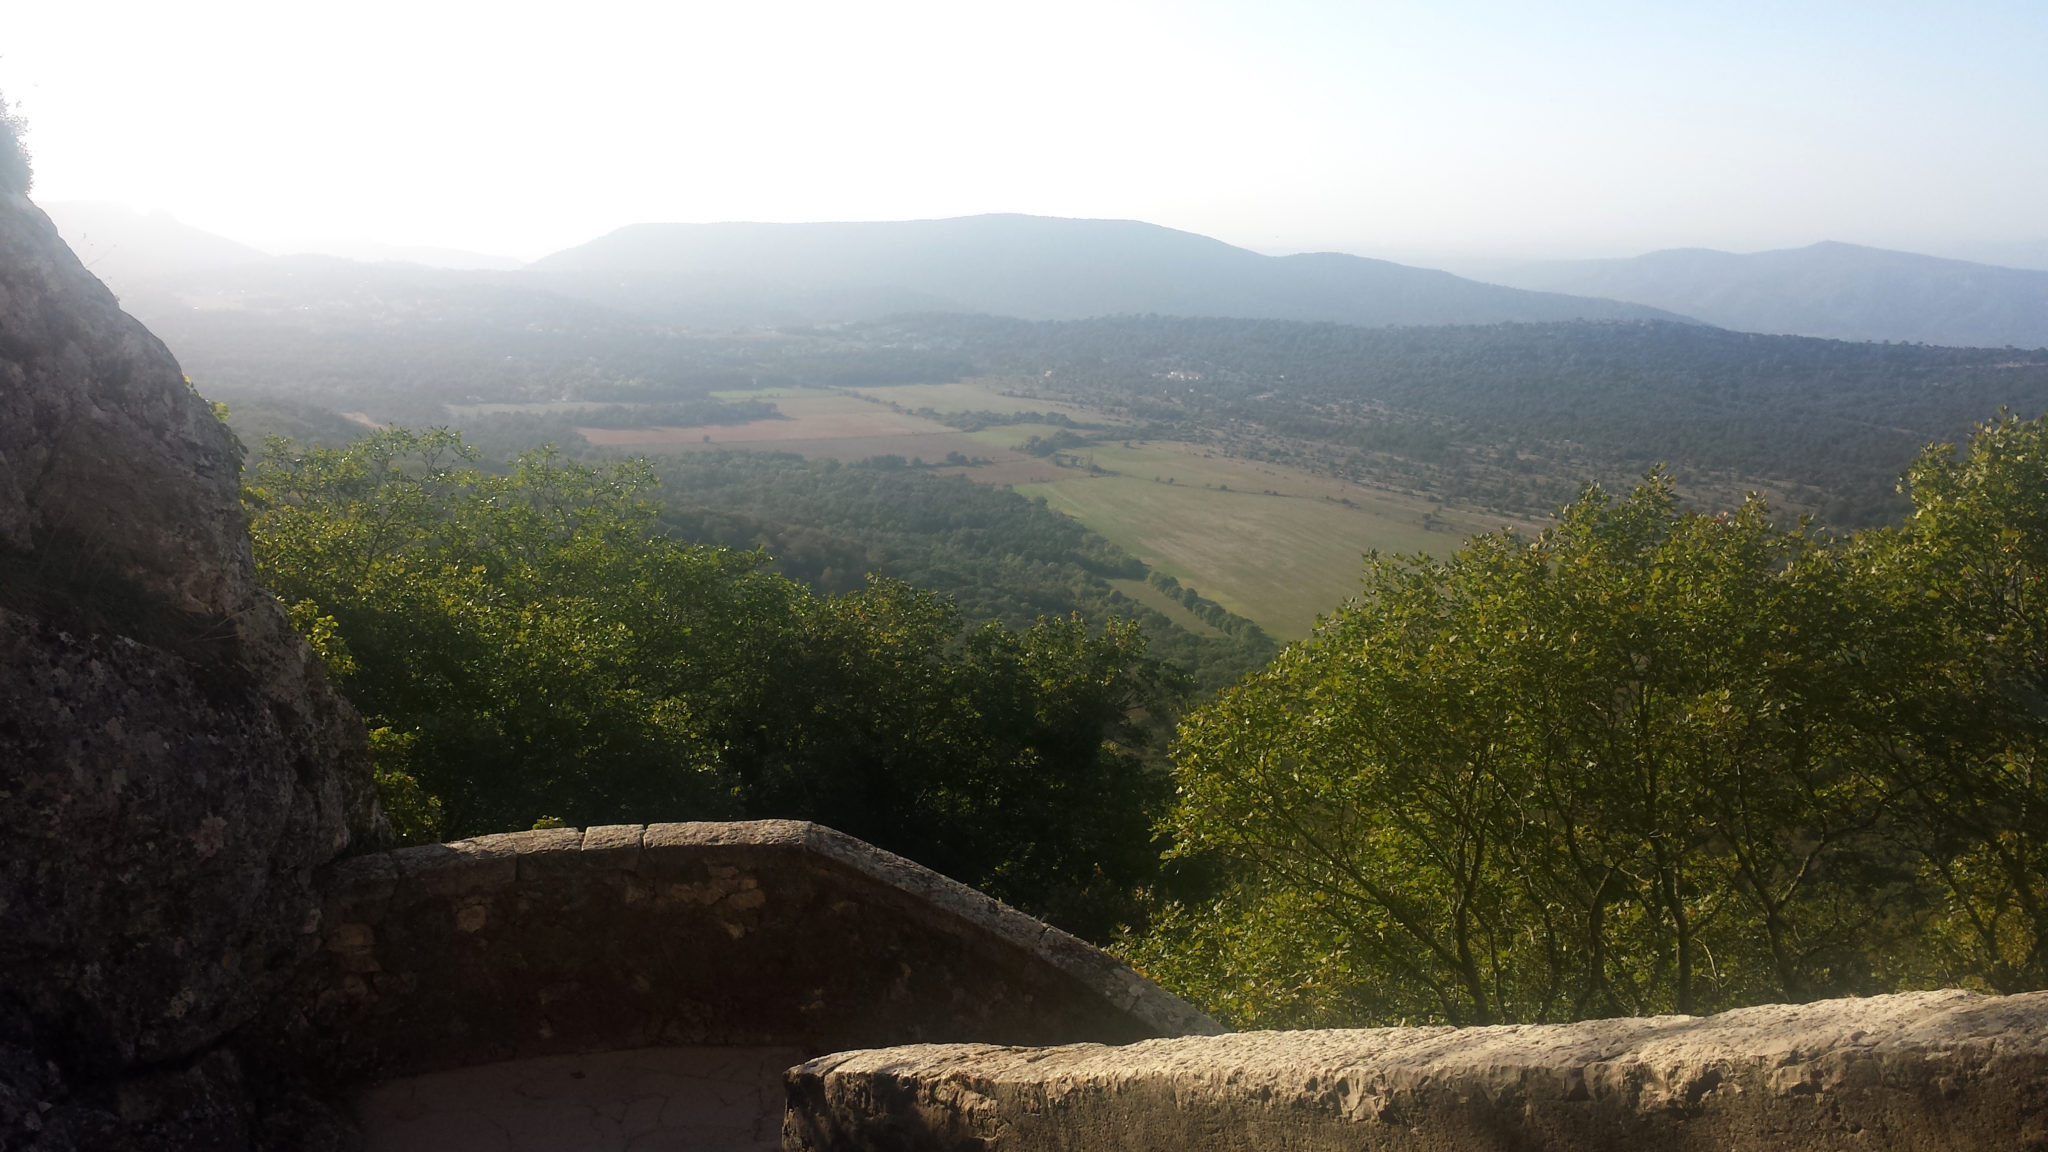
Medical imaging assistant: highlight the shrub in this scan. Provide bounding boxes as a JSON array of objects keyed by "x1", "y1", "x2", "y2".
[{"x1": 0, "y1": 91, "x2": 30, "y2": 195}]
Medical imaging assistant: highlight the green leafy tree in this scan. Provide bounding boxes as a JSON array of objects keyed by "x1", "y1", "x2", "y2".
[
  {"x1": 1135, "y1": 474, "x2": 1904, "y2": 1026},
  {"x1": 248, "y1": 427, "x2": 1173, "y2": 936},
  {"x1": 0, "y1": 89, "x2": 30, "y2": 195},
  {"x1": 1873, "y1": 413, "x2": 2048, "y2": 989},
  {"x1": 250, "y1": 428, "x2": 760, "y2": 832}
]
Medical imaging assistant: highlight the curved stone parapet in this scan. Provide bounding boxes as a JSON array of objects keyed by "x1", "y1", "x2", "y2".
[
  {"x1": 270, "y1": 820, "x2": 1220, "y2": 1087},
  {"x1": 786, "y1": 989, "x2": 2048, "y2": 1152}
]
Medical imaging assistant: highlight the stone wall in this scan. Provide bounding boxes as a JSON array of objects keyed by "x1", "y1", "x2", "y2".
[
  {"x1": 786, "y1": 989, "x2": 2048, "y2": 1152},
  {"x1": 270, "y1": 820, "x2": 1219, "y2": 1090}
]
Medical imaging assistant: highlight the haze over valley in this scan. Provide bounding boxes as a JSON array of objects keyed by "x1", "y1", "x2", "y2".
[{"x1": 42, "y1": 201, "x2": 2048, "y2": 644}]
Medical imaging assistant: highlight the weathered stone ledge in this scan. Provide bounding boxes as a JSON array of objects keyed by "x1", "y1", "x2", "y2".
[
  {"x1": 785, "y1": 989, "x2": 2048, "y2": 1152},
  {"x1": 271, "y1": 820, "x2": 1218, "y2": 1087}
]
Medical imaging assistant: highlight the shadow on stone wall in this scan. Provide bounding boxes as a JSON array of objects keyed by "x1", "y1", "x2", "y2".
[{"x1": 265, "y1": 820, "x2": 1220, "y2": 1090}]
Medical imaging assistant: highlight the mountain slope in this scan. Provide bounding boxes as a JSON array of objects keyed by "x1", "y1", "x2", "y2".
[
  {"x1": 529, "y1": 213, "x2": 1688, "y2": 328},
  {"x1": 1941, "y1": 239, "x2": 2048, "y2": 273},
  {"x1": 1488, "y1": 241, "x2": 2048, "y2": 348}
]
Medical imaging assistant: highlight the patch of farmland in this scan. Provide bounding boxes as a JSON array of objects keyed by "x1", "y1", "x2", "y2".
[
  {"x1": 571, "y1": 383, "x2": 1527, "y2": 636},
  {"x1": 1015, "y1": 440, "x2": 1526, "y2": 637},
  {"x1": 577, "y1": 388, "x2": 1041, "y2": 471},
  {"x1": 846, "y1": 378, "x2": 1103, "y2": 422},
  {"x1": 447, "y1": 400, "x2": 625, "y2": 417}
]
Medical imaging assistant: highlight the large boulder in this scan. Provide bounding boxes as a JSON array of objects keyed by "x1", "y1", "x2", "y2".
[
  {"x1": 0, "y1": 189, "x2": 379, "y2": 1148},
  {"x1": 785, "y1": 989, "x2": 2048, "y2": 1152}
]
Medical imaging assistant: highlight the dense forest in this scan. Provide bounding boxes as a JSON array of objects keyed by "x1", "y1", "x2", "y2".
[
  {"x1": 220, "y1": 400, "x2": 1278, "y2": 693},
  {"x1": 250, "y1": 411, "x2": 2048, "y2": 1027},
  {"x1": 165, "y1": 283, "x2": 2048, "y2": 530},
  {"x1": 247, "y1": 429, "x2": 1178, "y2": 938},
  {"x1": 871, "y1": 314, "x2": 2048, "y2": 525},
  {"x1": 641, "y1": 452, "x2": 1275, "y2": 691}
]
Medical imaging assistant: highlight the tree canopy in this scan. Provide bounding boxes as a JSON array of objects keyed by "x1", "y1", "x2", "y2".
[
  {"x1": 246, "y1": 413, "x2": 2048, "y2": 1005},
  {"x1": 1, "y1": 91, "x2": 30, "y2": 195},
  {"x1": 1131, "y1": 414, "x2": 2048, "y2": 1025},
  {"x1": 248, "y1": 428, "x2": 1177, "y2": 938}
]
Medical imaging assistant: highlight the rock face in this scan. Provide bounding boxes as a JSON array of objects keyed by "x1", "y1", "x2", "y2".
[
  {"x1": 0, "y1": 189, "x2": 379, "y2": 1149},
  {"x1": 785, "y1": 989, "x2": 2048, "y2": 1152}
]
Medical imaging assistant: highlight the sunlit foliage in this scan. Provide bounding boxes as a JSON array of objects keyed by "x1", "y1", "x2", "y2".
[
  {"x1": 248, "y1": 428, "x2": 1174, "y2": 937},
  {"x1": 0, "y1": 89, "x2": 28, "y2": 195},
  {"x1": 1132, "y1": 414, "x2": 2048, "y2": 1024}
]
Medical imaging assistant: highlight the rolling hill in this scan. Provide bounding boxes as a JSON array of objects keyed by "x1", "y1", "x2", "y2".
[
  {"x1": 1486, "y1": 241, "x2": 2048, "y2": 349},
  {"x1": 528, "y1": 214, "x2": 1690, "y2": 328}
]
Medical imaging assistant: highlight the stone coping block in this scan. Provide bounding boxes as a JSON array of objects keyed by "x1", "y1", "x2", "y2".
[
  {"x1": 276, "y1": 821, "x2": 1218, "y2": 1086},
  {"x1": 784, "y1": 989, "x2": 2048, "y2": 1152}
]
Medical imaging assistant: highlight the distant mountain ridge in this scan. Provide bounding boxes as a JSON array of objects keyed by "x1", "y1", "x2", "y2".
[
  {"x1": 529, "y1": 214, "x2": 1690, "y2": 328},
  {"x1": 60, "y1": 206, "x2": 2048, "y2": 347},
  {"x1": 40, "y1": 201, "x2": 525, "y2": 282},
  {"x1": 43, "y1": 201, "x2": 268, "y2": 286},
  {"x1": 1487, "y1": 241, "x2": 2048, "y2": 349}
]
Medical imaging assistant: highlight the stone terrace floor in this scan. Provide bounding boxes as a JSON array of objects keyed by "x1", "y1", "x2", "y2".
[{"x1": 355, "y1": 1046, "x2": 801, "y2": 1152}]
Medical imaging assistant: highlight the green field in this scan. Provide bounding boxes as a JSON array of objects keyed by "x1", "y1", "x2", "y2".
[
  {"x1": 707, "y1": 385, "x2": 835, "y2": 402},
  {"x1": 1008, "y1": 439, "x2": 1520, "y2": 637},
  {"x1": 847, "y1": 379, "x2": 1101, "y2": 421},
  {"x1": 644, "y1": 379, "x2": 1528, "y2": 639}
]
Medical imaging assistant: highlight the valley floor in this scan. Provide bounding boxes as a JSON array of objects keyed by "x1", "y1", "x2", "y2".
[{"x1": 557, "y1": 378, "x2": 1525, "y2": 638}]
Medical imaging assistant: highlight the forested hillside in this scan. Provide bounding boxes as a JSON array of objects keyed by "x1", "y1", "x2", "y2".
[
  {"x1": 191, "y1": 299, "x2": 2048, "y2": 660},
  {"x1": 224, "y1": 401, "x2": 1278, "y2": 693},
  {"x1": 529, "y1": 214, "x2": 1681, "y2": 328},
  {"x1": 878, "y1": 314, "x2": 2048, "y2": 524},
  {"x1": 169, "y1": 276, "x2": 2048, "y2": 529},
  {"x1": 1488, "y1": 241, "x2": 2048, "y2": 349},
  {"x1": 644, "y1": 452, "x2": 1275, "y2": 690},
  {"x1": 248, "y1": 429, "x2": 1180, "y2": 938}
]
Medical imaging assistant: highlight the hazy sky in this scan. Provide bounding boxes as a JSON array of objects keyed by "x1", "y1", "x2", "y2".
[{"x1": 6, "y1": 0, "x2": 2044, "y2": 263}]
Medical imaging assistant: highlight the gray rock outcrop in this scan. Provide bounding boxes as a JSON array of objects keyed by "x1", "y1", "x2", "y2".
[
  {"x1": 0, "y1": 188, "x2": 380, "y2": 1149},
  {"x1": 785, "y1": 989, "x2": 2048, "y2": 1152}
]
